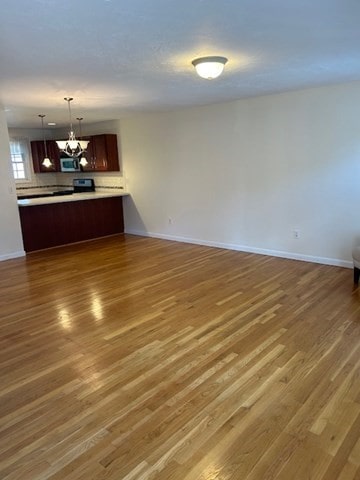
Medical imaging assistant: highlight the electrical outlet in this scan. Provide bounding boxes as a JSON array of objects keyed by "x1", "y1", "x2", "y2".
[{"x1": 293, "y1": 229, "x2": 300, "y2": 239}]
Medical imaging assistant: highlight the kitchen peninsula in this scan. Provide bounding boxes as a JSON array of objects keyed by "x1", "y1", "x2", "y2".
[{"x1": 18, "y1": 190, "x2": 128, "y2": 252}]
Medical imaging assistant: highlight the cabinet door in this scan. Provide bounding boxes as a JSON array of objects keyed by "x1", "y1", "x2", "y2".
[
  {"x1": 31, "y1": 140, "x2": 60, "y2": 172},
  {"x1": 80, "y1": 135, "x2": 106, "y2": 171},
  {"x1": 104, "y1": 134, "x2": 120, "y2": 171},
  {"x1": 79, "y1": 136, "x2": 93, "y2": 171},
  {"x1": 81, "y1": 134, "x2": 120, "y2": 172},
  {"x1": 91, "y1": 135, "x2": 108, "y2": 171}
]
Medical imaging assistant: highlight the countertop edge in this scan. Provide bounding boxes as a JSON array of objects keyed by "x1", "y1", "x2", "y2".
[{"x1": 18, "y1": 191, "x2": 129, "y2": 207}]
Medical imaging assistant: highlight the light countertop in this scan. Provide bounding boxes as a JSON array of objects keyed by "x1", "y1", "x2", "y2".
[{"x1": 18, "y1": 191, "x2": 129, "y2": 207}]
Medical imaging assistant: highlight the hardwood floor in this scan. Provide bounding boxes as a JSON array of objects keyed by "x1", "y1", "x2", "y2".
[{"x1": 0, "y1": 234, "x2": 359, "y2": 479}]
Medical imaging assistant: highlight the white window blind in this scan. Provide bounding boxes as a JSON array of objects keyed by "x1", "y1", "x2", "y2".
[{"x1": 10, "y1": 138, "x2": 31, "y2": 181}]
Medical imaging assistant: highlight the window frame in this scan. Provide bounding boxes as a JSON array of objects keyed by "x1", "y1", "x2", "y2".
[{"x1": 9, "y1": 137, "x2": 32, "y2": 183}]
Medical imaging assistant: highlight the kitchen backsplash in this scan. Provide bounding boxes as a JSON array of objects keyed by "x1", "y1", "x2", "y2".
[
  {"x1": 56, "y1": 172, "x2": 125, "y2": 191},
  {"x1": 16, "y1": 172, "x2": 126, "y2": 192}
]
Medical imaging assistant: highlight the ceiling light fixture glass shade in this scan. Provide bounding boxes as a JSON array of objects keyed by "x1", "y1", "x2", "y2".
[
  {"x1": 56, "y1": 97, "x2": 89, "y2": 157},
  {"x1": 79, "y1": 156, "x2": 88, "y2": 167},
  {"x1": 38, "y1": 114, "x2": 52, "y2": 168},
  {"x1": 76, "y1": 117, "x2": 88, "y2": 167},
  {"x1": 192, "y1": 56, "x2": 228, "y2": 79}
]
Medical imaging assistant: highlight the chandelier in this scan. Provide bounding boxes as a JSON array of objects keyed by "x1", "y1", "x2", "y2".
[{"x1": 56, "y1": 97, "x2": 89, "y2": 157}]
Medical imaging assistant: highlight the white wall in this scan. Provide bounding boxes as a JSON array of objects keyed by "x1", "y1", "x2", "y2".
[
  {"x1": 0, "y1": 111, "x2": 24, "y2": 260},
  {"x1": 121, "y1": 82, "x2": 360, "y2": 267}
]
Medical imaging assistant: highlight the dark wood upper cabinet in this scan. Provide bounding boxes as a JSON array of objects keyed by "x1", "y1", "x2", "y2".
[
  {"x1": 31, "y1": 134, "x2": 120, "y2": 173},
  {"x1": 81, "y1": 134, "x2": 120, "y2": 172},
  {"x1": 30, "y1": 140, "x2": 60, "y2": 173}
]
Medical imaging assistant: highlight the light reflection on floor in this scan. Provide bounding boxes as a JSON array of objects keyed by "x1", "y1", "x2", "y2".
[
  {"x1": 91, "y1": 293, "x2": 104, "y2": 324},
  {"x1": 58, "y1": 308, "x2": 72, "y2": 331},
  {"x1": 56, "y1": 291, "x2": 104, "y2": 331}
]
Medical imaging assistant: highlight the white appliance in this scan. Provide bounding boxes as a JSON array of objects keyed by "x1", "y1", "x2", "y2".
[{"x1": 60, "y1": 157, "x2": 81, "y2": 172}]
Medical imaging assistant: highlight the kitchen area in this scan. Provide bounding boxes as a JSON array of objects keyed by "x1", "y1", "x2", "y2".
[{"x1": 12, "y1": 122, "x2": 128, "y2": 253}]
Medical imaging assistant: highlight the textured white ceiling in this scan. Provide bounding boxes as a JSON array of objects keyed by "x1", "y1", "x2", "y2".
[{"x1": 1, "y1": 0, "x2": 360, "y2": 128}]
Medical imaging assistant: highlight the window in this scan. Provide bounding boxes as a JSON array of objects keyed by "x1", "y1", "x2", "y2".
[{"x1": 10, "y1": 138, "x2": 31, "y2": 182}]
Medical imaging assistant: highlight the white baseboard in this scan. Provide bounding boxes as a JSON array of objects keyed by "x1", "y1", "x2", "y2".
[
  {"x1": 125, "y1": 229, "x2": 353, "y2": 269},
  {"x1": 0, "y1": 250, "x2": 26, "y2": 262}
]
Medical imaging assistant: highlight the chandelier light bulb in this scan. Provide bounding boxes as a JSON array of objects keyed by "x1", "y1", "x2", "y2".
[{"x1": 42, "y1": 157, "x2": 52, "y2": 168}]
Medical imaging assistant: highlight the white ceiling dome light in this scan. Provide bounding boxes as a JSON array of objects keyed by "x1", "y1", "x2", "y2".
[{"x1": 192, "y1": 56, "x2": 228, "y2": 79}]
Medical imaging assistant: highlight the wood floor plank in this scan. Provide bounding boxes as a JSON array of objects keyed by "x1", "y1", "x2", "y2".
[{"x1": 0, "y1": 234, "x2": 359, "y2": 479}]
